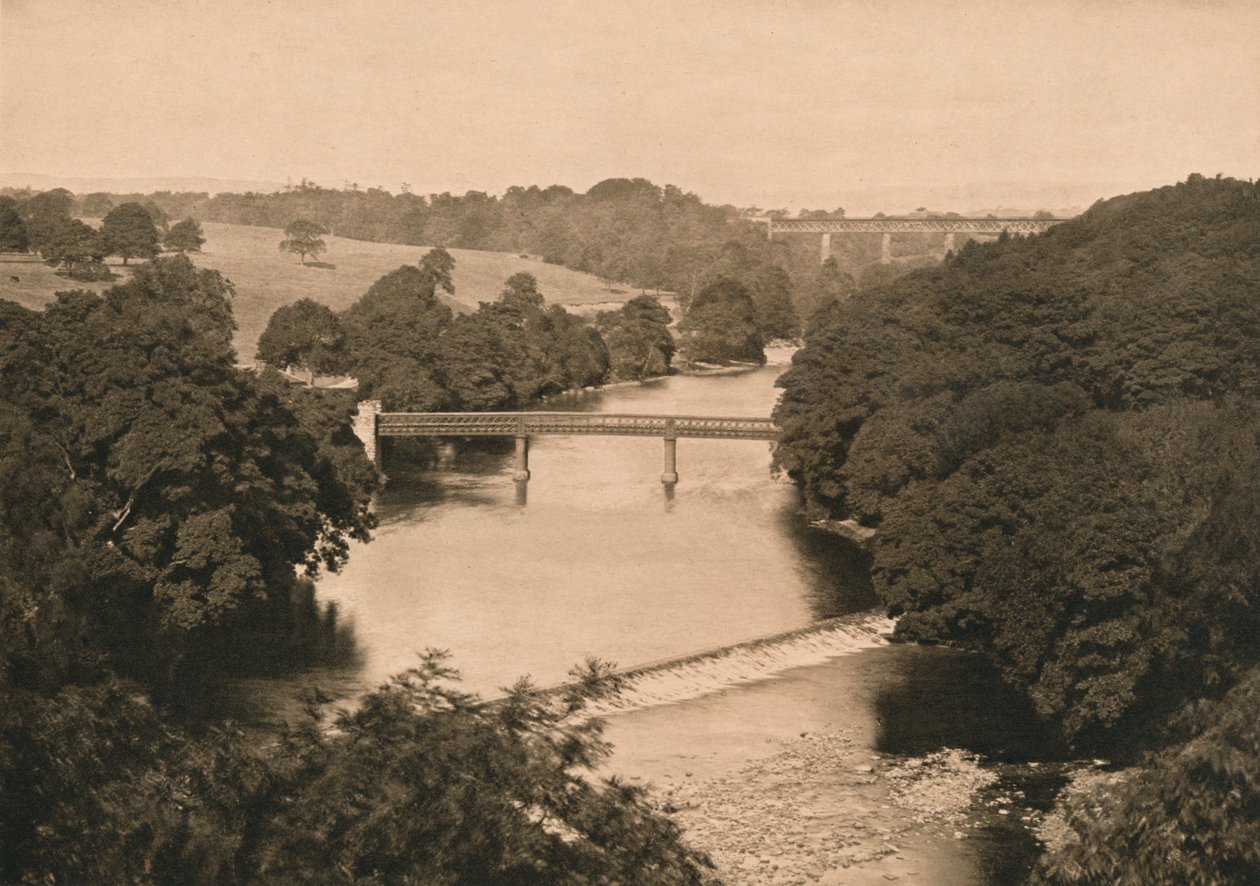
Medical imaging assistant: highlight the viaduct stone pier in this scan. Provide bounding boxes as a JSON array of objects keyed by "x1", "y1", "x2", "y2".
[
  {"x1": 351, "y1": 407, "x2": 780, "y2": 486},
  {"x1": 754, "y1": 216, "x2": 1064, "y2": 263}
]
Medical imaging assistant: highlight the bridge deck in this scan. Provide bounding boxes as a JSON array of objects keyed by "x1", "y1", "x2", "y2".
[
  {"x1": 764, "y1": 216, "x2": 1061, "y2": 234},
  {"x1": 377, "y1": 412, "x2": 780, "y2": 441}
]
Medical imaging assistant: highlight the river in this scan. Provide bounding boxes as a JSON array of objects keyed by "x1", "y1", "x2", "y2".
[{"x1": 231, "y1": 349, "x2": 1051, "y2": 883}]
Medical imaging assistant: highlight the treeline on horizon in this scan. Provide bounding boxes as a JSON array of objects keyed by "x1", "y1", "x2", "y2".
[
  {"x1": 2, "y1": 175, "x2": 992, "y2": 321},
  {"x1": 0, "y1": 255, "x2": 712, "y2": 884},
  {"x1": 774, "y1": 174, "x2": 1260, "y2": 882}
]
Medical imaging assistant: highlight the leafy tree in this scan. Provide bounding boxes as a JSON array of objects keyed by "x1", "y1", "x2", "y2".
[
  {"x1": 797, "y1": 256, "x2": 857, "y2": 320},
  {"x1": 746, "y1": 263, "x2": 801, "y2": 340},
  {"x1": 141, "y1": 200, "x2": 170, "y2": 232},
  {"x1": 678, "y1": 277, "x2": 765, "y2": 364},
  {"x1": 0, "y1": 255, "x2": 376, "y2": 690},
  {"x1": 100, "y1": 202, "x2": 160, "y2": 265},
  {"x1": 0, "y1": 656, "x2": 710, "y2": 884},
  {"x1": 78, "y1": 191, "x2": 115, "y2": 217},
  {"x1": 774, "y1": 176, "x2": 1260, "y2": 751},
  {"x1": 20, "y1": 188, "x2": 75, "y2": 255},
  {"x1": 164, "y1": 217, "x2": 206, "y2": 252},
  {"x1": 419, "y1": 245, "x2": 456, "y2": 293},
  {"x1": 340, "y1": 265, "x2": 454, "y2": 410},
  {"x1": 280, "y1": 218, "x2": 328, "y2": 265},
  {"x1": 0, "y1": 200, "x2": 29, "y2": 251},
  {"x1": 40, "y1": 217, "x2": 103, "y2": 273},
  {"x1": 257, "y1": 298, "x2": 346, "y2": 374},
  {"x1": 1038, "y1": 665, "x2": 1260, "y2": 884},
  {"x1": 596, "y1": 295, "x2": 675, "y2": 380}
]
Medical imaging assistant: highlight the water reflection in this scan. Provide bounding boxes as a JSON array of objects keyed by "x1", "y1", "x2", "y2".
[{"x1": 235, "y1": 360, "x2": 880, "y2": 716}]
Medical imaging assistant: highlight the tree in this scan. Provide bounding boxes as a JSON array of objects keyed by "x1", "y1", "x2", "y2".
[
  {"x1": 100, "y1": 202, "x2": 160, "y2": 265},
  {"x1": 20, "y1": 188, "x2": 75, "y2": 256},
  {"x1": 163, "y1": 217, "x2": 205, "y2": 253},
  {"x1": 0, "y1": 200, "x2": 29, "y2": 251},
  {"x1": 0, "y1": 255, "x2": 376, "y2": 690},
  {"x1": 678, "y1": 277, "x2": 765, "y2": 364},
  {"x1": 339, "y1": 265, "x2": 454, "y2": 410},
  {"x1": 746, "y1": 263, "x2": 801, "y2": 340},
  {"x1": 280, "y1": 218, "x2": 328, "y2": 265},
  {"x1": 774, "y1": 176, "x2": 1260, "y2": 751},
  {"x1": 41, "y1": 217, "x2": 105, "y2": 274},
  {"x1": 595, "y1": 295, "x2": 675, "y2": 380},
  {"x1": 257, "y1": 298, "x2": 345, "y2": 374},
  {"x1": 418, "y1": 245, "x2": 455, "y2": 293},
  {"x1": 78, "y1": 192, "x2": 114, "y2": 217}
]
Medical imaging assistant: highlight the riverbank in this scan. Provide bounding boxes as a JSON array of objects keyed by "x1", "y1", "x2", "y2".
[{"x1": 602, "y1": 644, "x2": 1054, "y2": 884}]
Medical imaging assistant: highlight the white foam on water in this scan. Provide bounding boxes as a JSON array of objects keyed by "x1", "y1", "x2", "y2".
[{"x1": 524, "y1": 613, "x2": 896, "y2": 717}]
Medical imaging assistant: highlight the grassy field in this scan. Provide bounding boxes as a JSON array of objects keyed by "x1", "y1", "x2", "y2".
[{"x1": 0, "y1": 222, "x2": 634, "y2": 361}]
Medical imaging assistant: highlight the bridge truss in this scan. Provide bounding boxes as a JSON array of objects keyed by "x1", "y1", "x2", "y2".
[
  {"x1": 377, "y1": 412, "x2": 780, "y2": 441},
  {"x1": 366, "y1": 410, "x2": 779, "y2": 487}
]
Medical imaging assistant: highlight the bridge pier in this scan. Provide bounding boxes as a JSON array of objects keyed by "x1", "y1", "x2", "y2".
[
  {"x1": 944, "y1": 232, "x2": 955, "y2": 253},
  {"x1": 513, "y1": 434, "x2": 530, "y2": 481},
  {"x1": 662, "y1": 418, "x2": 679, "y2": 484},
  {"x1": 819, "y1": 232, "x2": 831, "y2": 264},
  {"x1": 352, "y1": 399, "x2": 382, "y2": 467},
  {"x1": 880, "y1": 233, "x2": 892, "y2": 264}
]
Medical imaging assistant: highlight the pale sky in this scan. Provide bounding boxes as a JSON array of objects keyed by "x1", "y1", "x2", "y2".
[{"x1": 2, "y1": 0, "x2": 1257, "y2": 212}]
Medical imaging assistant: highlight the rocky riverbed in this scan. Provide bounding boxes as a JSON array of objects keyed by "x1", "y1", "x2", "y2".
[{"x1": 603, "y1": 645, "x2": 1054, "y2": 884}]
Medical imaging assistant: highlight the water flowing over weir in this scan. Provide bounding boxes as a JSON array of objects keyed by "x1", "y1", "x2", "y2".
[
  {"x1": 228, "y1": 351, "x2": 883, "y2": 722},
  {"x1": 485, "y1": 613, "x2": 896, "y2": 715}
]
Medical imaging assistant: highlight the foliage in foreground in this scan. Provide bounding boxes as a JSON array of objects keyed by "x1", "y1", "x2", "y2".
[
  {"x1": 0, "y1": 654, "x2": 711, "y2": 884},
  {"x1": 1037, "y1": 665, "x2": 1260, "y2": 885}
]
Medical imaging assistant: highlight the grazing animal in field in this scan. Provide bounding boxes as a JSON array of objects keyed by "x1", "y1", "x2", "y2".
[{"x1": 8, "y1": 275, "x2": 18, "y2": 283}]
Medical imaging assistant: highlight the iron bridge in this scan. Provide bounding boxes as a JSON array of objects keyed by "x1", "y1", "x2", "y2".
[
  {"x1": 760, "y1": 216, "x2": 1061, "y2": 235},
  {"x1": 377, "y1": 411, "x2": 780, "y2": 441}
]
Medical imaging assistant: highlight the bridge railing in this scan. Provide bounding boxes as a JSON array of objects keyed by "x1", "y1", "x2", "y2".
[
  {"x1": 377, "y1": 412, "x2": 780, "y2": 441},
  {"x1": 767, "y1": 217, "x2": 1062, "y2": 234}
]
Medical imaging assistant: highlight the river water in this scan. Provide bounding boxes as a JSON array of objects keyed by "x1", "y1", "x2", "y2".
[
  {"x1": 231, "y1": 350, "x2": 1049, "y2": 882},
  {"x1": 303, "y1": 351, "x2": 879, "y2": 699}
]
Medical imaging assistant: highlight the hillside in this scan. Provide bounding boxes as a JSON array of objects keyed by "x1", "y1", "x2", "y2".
[
  {"x1": 774, "y1": 174, "x2": 1260, "y2": 879},
  {"x1": 0, "y1": 222, "x2": 633, "y2": 361}
]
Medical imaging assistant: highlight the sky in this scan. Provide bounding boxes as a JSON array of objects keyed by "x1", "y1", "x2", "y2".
[{"x1": 2, "y1": 0, "x2": 1257, "y2": 213}]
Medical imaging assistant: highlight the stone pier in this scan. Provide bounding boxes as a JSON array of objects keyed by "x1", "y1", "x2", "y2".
[
  {"x1": 513, "y1": 434, "x2": 530, "y2": 481},
  {"x1": 880, "y1": 232, "x2": 892, "y2": 264},
  {"x1": 662, "y1": 418, "x2": 679, "y2": 484},
  {"x1": 819, "y1": 231, "x2": 831, "y2": 264},
  {"x1": 352, "y1": 399, "x2": 382, "y2": 466},
  {"x1": 944, "y1": 232, "x2": 955, "y2": 252}
]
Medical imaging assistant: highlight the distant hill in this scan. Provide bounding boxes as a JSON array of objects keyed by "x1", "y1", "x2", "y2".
[
  {"x1": 0, "y1": 222, "x2": 636, "y2": 361},
  {"x1": 0, "y1": 173, "x2": 285, "y2": 196}
]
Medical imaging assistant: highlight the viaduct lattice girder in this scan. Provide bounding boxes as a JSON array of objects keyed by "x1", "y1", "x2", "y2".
[
  {"x1": 377, "y1": 412, "x2": 781, "y2": 441},
  {"x1": 766, "y1": 217, "x2": 1062, "y2": 234}
]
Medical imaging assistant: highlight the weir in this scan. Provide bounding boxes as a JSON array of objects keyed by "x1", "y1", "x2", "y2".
[
  {"x1": 353, "y1": 404, "x2": 780, "y2": 486},
  {"x1": 478, "y1": 613, "x2": 896, "y2": 714}
]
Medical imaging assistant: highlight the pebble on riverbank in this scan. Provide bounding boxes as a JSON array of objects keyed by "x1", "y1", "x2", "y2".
[{"x1": 656, "y1": 732, "x2": 998, "y2": 885}]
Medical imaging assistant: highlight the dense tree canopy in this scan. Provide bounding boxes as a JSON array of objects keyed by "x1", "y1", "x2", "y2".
[
  {"x1": 0, "y1": 257, "x2": 704, "y2": 879},
  {"x1": 256, "y1": 297, "x2": 346, "y2": 373},
  {"x1": 678, "y1": 277, "x2": 765, "y2": 365},
  {"x1": 0, "y1": 255, "x2": 376, "y2": 691},
  {"x1": 596, "y1": 295, "x2": 676, "y2": 380},
  {"x1": 340, "y1": 262, "x2": 455, "y2": 410},
  {"x1": 164, "y1": 216, "x2": 206, "y2": 252},
  {"x1": 0, "y1": 198, "x2": 28, "y2": 251},
  {"x1": 334, "y1": 257, "x2": 616, "y2": 410},
  {"x1": 100, "y1": 201, "x2": 160, "y2": 264},
  {"x1": 775, "y1": 176, "x2": 1260, "y2": 754}
]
